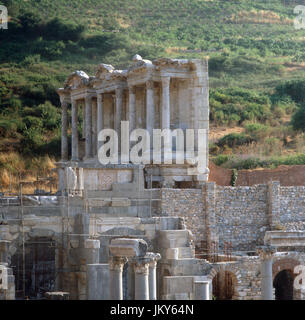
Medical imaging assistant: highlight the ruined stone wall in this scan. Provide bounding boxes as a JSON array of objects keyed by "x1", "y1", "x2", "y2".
[
  {"x1": 215, "y1": 185, "x2": 268, "y2": 251},
  {"x1": 160, "y1": 189, "x2": 205, "y2": 248},
  {"x1": 279, "y1": 186, "x2": 305, "y2": 230},
  {"x1": 160, "y1": 183, "x2": 305, "y2": 252}
]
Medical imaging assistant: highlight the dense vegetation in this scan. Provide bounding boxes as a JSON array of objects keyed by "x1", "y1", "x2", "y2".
[{"x1": 1, "y1": 0, "x2": 305, "y2": 183}]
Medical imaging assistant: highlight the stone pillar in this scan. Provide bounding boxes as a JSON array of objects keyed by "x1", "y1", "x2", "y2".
[
  {"x1": 128, "y1": 86, "x2": 136, "y2": 132},
  {"x1": 127, "y1": 261, "x2": 135, "y2": 300},
  {"x1": 71, "y1": 99, "x2": 79, "y2": 161},
  {"x1": 146, "y1": 80, "x2": 155, "y2": 136},
  {"x1": 134, "y1": 258, "x2": 149, "y2": 300},
  {"x1": 85, "y1": 96, "x2": 92, "y2": 159},
  {"x1": 115, "y1": 88, "x2": 123, "y2": 133},
  {"x1": 97, "y1": 93, "x2": 103, "y2": 151},
  {"x1": 109, "y1": 256, "x2": 126, "y2": 300},
  {"x1": 61, "y1": 100, "x2": 69, "y2": 161},
  {"x1": 92, "y1": 99, "x2": 97, "y2": 157},
  {"x1": 161, "y1": 77, "x2": 170, "y2": 130},
  {"x1": 257, "y1": 246, "x2": 276, "y2": 300},
  {"x1": 194, "y1": 281, "x2": 210, "y2": 300},
  {"x1": 267, "y1": 181, "x2": 281, "y2": 230}
]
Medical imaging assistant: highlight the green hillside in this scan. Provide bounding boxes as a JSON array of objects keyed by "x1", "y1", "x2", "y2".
[{"x1": 1, "y1": 0, "x2": 305, "y2": 178}]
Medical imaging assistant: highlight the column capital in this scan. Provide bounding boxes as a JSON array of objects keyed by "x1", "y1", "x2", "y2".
[
  {"x1": 146, "y1": 80, "x2": 154, "y2": 90},
  {"x1": 116, "y1": 87, "x2": 124, "y2": 95},
  {"x1": 145, "y1": 252, "x2": 161, "y2": 267},
  {"x1": 109, "y1": 256, "x2": 127, "y2": 272},
  {"x1": 161, "y1": 76, "x2": 170, "y2": 87},
  {"x1": 133, "y1": 258, "x2": 150, "y2": 275},
  {"x1": 85, "y1": 95, "x2": 93, "y2": 103},
  {"x1": 128, "y1": 86, "x2": 136, "y2": 94},
  {"x1": 257, "y1": 245, "x2": 276, "y2": 260}
]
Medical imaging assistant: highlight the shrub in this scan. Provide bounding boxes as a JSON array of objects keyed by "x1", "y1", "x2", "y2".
[
  {"x1": 217, "y1": 133, "x2": 254, "y2": 148},
  {"x1": 291, "y1": 104, "x2": 305, "y2": 131}
]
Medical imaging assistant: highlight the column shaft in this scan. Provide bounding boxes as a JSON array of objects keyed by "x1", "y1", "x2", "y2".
[
  {"x1": 161, "y1": 77, "x2": 170, "y2": 129},
  {"x1": 261, "y1": 258, "x2": 273, "y2": 300},
  {"x1": 127, "y1": 262, "x2": 135, "y2": 300},
  {"x1": 97, "y1": 93, "x2": 103, "y2": 152},
  {"x1": 61, "y1": 100, "x2": 68, "y2": 161},
  {"x1": 115, "y1": 88, "x2": 123, "y2": 133},
  {"x1": 92, "y1": 99, "x2": 97, "y2": 157},
  {"x1": 71, "y1": 99, "x2": 79, "y2": 161},
  {"x1": 146, "y1": 80, "x2": 155, "y2": 137},
  {"x1": 109, "y1": 257, "x2": 125, "y2": 300},
  {"x1": 85, "y1": 96, "x2": 92, "y2": 158},
  {"x1": 134, "y1": 262, "x2": 149, "y2": 300},
  {"x1": 128, "y1": 86, "x2": 136, "y2": 132},
  {"x1": 149, "y1": 261, "x2": 157, "y2": 300}
]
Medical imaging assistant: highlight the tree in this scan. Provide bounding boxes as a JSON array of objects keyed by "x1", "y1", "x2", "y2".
[{"x1": 291, "y1": 104, "x2": 305, "y2": 131}]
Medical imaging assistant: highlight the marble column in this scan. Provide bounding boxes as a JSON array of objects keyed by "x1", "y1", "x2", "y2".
[
  {"x1": 109, "y1": 256, "x2": 126, "y2": 300},
  {"x1": 85, "y1": 96, "x2": 92, "y2": 159},
  {"x1": 97, "y1": 93, "x2": 103, "y2": 151},
  {"x1": 257, "y1": 246, "x2": 276, "y2": 300},
  {"x1": 161, "y1": 77, "x2": 170, "y2": 130},
  {"x1": 194, "y1": 281, "x2": 210, "y2": 300},
  {"x1": 71, "y1": 99, "x2": 79, "y2": 161},
  {"x1": 134, "y1": 258, "x2": 149, "y2": 300},
  {"x1": 146, "y1": 252, "x2": 161, "y2": 300},
  {"x1": 61, "y1": 100, "x2": 69, "y2": 161},
  {"x1": 128, "y1": 86, "x2": 136, "y2": 132},
  {"x1": 146, "y1": 80, "x2": 155, "y2": 136},
  {"x1": 127, "y1": 261, "x2": 135, "y2": 300},
  {"x1": 115, "y1": 88, "x2": 123, "y2": 133},
  {"x1": 92, "y1": 99, "x2": 97, "y2": 157}
]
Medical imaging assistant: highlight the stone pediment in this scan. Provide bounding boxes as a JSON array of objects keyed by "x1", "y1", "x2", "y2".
[
  {"x1": 95, "y1": 63, "x2": 115, "y2": 79},
  {"x1": 153, "y1": 58, "x2": 197, "y2": 71},
  {"x1": 127, "y1": 54, "x2": 153, "y2": 75},
  {"x1": 64, "y1": 70, "x2": 90, "y2": 89}
]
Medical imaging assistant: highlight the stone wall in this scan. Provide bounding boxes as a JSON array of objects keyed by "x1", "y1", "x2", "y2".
[
  {"x1": 160, "y1": 182, "x2": 305, "y2": 252},
  {"x1": 160, "y1": 189, "x2": 205, "y2": 247},
  {"x1": 279, "y1": 186, "x2": 305, "y2": 230}
]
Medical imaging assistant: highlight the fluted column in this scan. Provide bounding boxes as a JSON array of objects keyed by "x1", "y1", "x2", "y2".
[
  {"x1": 61, "y1": 100, "x2": 68, "y2": 161},
  {"x1": 257, "y1": 246, "x2": 276, "y2": 300},
  {"x1": 128, "y1": 86, "x2": 136, "y2": 132},
  {"x1": 146, "y1": 80, "x2": 155, "y2": 136},
  {"x1": 71, "y1": 99, "x2": 79, "y2": 161},
  {"x1": 97, "y1": 93, "x2": 103, "y2": 152},
  {"x1": 85, "y1": 96, "x2": 92, "y2": 159},
  {"x1": 161, "y1": 77, "x2": 170, "y2": 130},
  {"x1": 134, "y1": 258, "x2": 149, "y2": 300},
  {"x1": 109, "y1": 256, "x2": 127, "y2": 300}
]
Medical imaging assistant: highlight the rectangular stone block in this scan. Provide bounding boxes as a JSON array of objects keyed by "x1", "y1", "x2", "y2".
[{"x1": 111, "y1": 198, "x2": 131, "y2": 207}]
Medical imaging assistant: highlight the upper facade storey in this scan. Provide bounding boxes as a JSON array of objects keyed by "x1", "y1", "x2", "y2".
[{"x1": 58, "y1": 54, "x2": 209, "y2": 99}]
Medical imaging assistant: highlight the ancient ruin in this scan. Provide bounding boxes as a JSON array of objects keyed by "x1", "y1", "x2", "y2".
[{"x1": 1, "y1": 55, "x2": 305, "y2": 300}]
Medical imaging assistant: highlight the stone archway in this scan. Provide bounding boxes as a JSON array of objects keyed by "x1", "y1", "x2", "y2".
[
  {"x1": 207, "y1": 266, "x2": 241, "y2": 300},
  {"x1": 273, "y1": 269, "x2": 294, "y2": 300},
  {"x1": 272, "y1": 258, "x2": 300, "y2": 300}
]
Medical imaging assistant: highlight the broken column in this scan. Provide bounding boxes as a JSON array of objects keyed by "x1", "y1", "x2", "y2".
[
  {"x1": 257, "y1": 245, "x2": 276, "y2": 300},
  {"x1": 194, "y1": 281, "x2": 210, "y2": 300}
]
